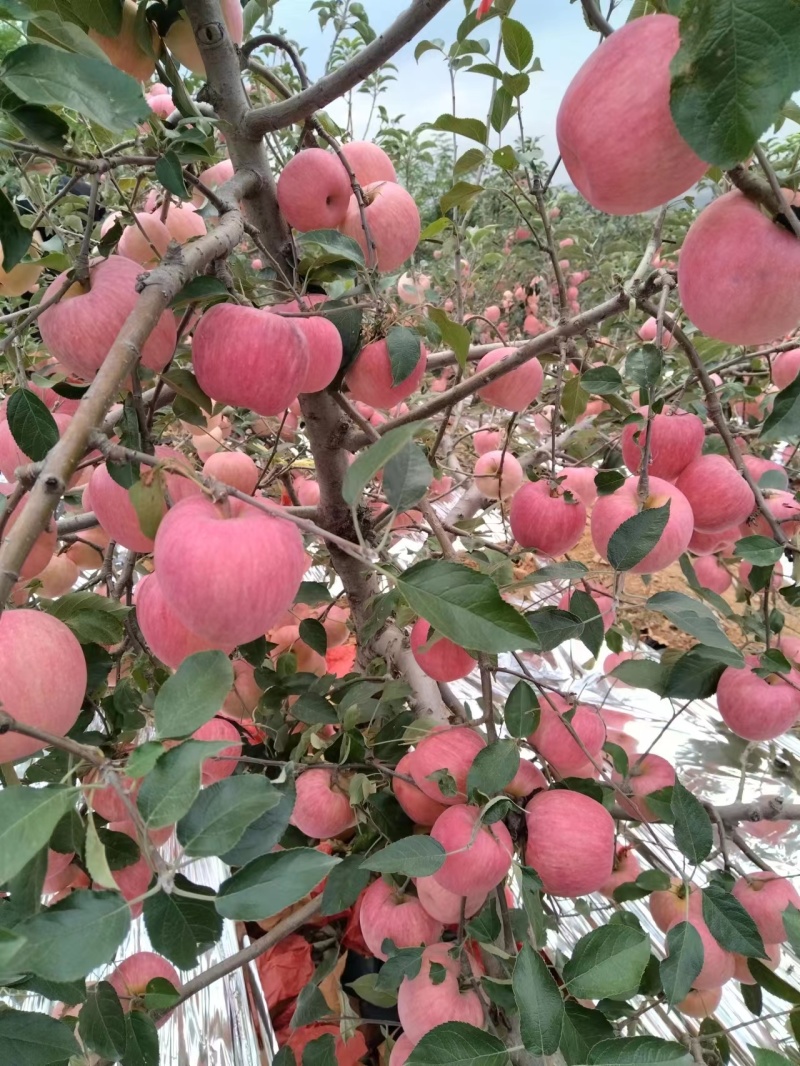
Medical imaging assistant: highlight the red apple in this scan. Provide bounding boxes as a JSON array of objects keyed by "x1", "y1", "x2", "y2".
[
  {"x1": 473, "y1": 450, "x2": 524, "y2": 499},
  {"x1": 392, "y1": 752, "x2": 448, "y2": 826},
  {"x1": 407, "y1": 726, "x2": 486, "y2": 805},
  {"x1": 693, "y1": 555, "x2": 732, "y2": 594},
  {"x1": 732, "y1": 871, "x2": 800, "y2": 944},
  {"x1": 222, "y1": 660, "x2": 263, "y2": 719},
  {"x1": 665, "y1": 915, "x2": 735, "y2": 990},
  {"x1": 772, "y1": 348, "x2": 800, "y2": 390},
  {"x1": 430, "y1": 804, "x2": 513, "y2": 897},
  {"x1": 107, "y1": 951, "x2": 181, "y2": 1025},
  {"x1": 475, "y1": 348, "x2": 544, "y2": 412},
  {"x1": 558, "y1": 465, "x2": 598, "y2": 509},
  {"x1": 675, "y1": 455, "x2": 755, "y2": 532},
  {"x1": 88, "y1": 0, "x2": 157, "y2": 81},
  {"x1": 289, "y1": 314, "x2": 343, "y2": 393},
  {"x1": 277, "y1": 148, "x2": 352, "y2": 231},
  {"x1": 290, "y1": 767, "x2": 356, "y2": 839},
  {"x1": 117, "y1": 213, "x2": 171, "y2": 266},
  {"x1": 524, "y1": 789, "x2": 614, "y2": 896},
  {"x1": 614, "y1": 753, "x2": 676, "y2": 821},
  {"x1": 637, "y1": 316, "x2": 676, "y2": 349},
  {"x1": 345, "y1": 336, "x2": 426, "y2": 410},
  {"x1": 192, "y1": 716, "x2": 241, "y2": 785},
  {"x1": 598, "y1": 845, "x2": 642, "y2": 898},
  {"x1": 340, "y1": 141, "x2": 397, "y2": 186},
  {"x1": 135, "y1": 572, "x2": 234, "y2": 669},
  {"x1": 339, "y1": 181, "x2": 420, "y2": 272},
  {"x1": 650, "y1": 878, "x2": 702, "y2": 932},
  {"x1": 397, "y1": 942, "x2": 484, "y2": 1044},
  {"x1": 409, "y1": 619, "x2": 477, "y2": 683},
  {"x1": 716, "y1": 656, "x2": 800, "y2": 742},
  {"x1": 202, "y1": 451, "x2": 260, "y2": 495},
  {"x1": 510, "y1": 480, "x2": 587, "y2": 556},
  {"x1": 531, "y1": 693, "x2": 606, "y2": 775},
  {"x1": 676, "y1": 987, "x2": 722, "y2": 1018},
  {"x1": 474, "y1": 429, "x2": 502, "y2": 456},
  {"x1": 734, "y1": 942, "x2": 781, "y2": 984},
  {"x1": 621, "y1": 409, "x2": 704, "y2": 482},
  {"x1": 358, "y1": 877, "x2": 444, "y2": 960},
  {"x1": 591, "y1": 476, "x2": 694, "y2": 574},
  {"x1": 414, "y1": 874, "x2": 486, "y2": 925}
]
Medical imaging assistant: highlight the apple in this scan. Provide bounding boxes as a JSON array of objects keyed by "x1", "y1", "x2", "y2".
[
  {"x1": 339, "y1": 181, "x2": 421, "y2": 272},
  {"x1": 284, "y1": 1024, "x2": 367, "y2": 1065},
  {"x1": 675, "y1": 455, "x2": 755, "y2": 532},
  {"x1": 591, "y1": 476, "x2": 694, "y2": 574},
  {"x1": 732, "y1": 871, "x2": 800, "y2": 944},
  {"x1": 0, "y1": 489, "x2": 57, "y2": 580},
  {"x1": 409, "y1": 619, "x2": 477, "y2": 683},
  {"x1": 222, "y1": 660, "x2": 263, "y2": 719},
  {"x1": 392, "y1": 752, "x2": 448, "y2": 826},
  {"x1": 510, "y1": 480, "x2": 587, "y2": 556},
  {"x1": 505, "y1": 758, "x2": 547, "y2": 798},
  {"x1": 407, "y1": 726, "x2": 486, "y2": 805},
  {"x1": 614, "y1": 753, "x2": 676, "y2": 821},
  {"x1": 202, "y1": 451, "x2": 260, "y2": 495},
  {"x1": 0, "y1": 240, "x2": 42, "y2": 296},
  {"x1": 676, "y1": 987, "x2": 722, "y2": 1018},
  {"x1": 165, "y1": 0, "x2": 242, "y2": 74},
  {"x1": 621, "y1": 409, "x2": 704, "y2": 482},
  {"x1": 107, "y1": 951, "x2": 181, "y2": 1025},
  {"x1": 33, "y1": 552, "x2": 79, "y2": 598},
  {"x1": 135, "y1": 572, "x2": 234, "y2": 669},
  {"x1": 598, "y1": 845, "x2": 642, "y2": 898},
  {"x1": 277, "y1": 148, "x2": 352, "y2": 231},
  {"x1": 523, "y1": 314, "x2": 546, "y2": 336},
  {"x1": 160, "y1": 202, "x2": 206, "y2": 243},
  {"x1": 117, "y1": 212, "x2": 171, "y2": 266},
  {"x1": 192, "y1": 159, "x2": 235, "y2": 207},
  {"x1": 650, "y1": 878, "x2": 702, "y2": 932},
  {"x1": 679, "y1": 190, "x2": 800, "y2": 345},
  {"x1": 474, "y1": 429, "x2": 502, "y2": 455},
  {"x1": 89, "y1": 0, "x2": 157, "y2": 80},
  {"x1": 531, "y1": 693, "x2": 606, "y2": 775},
  {"x1": 290, "y1": 767, "x2": 356, "y2": 839},
  {"x1": 430, "y1": 804, "x2": 513, "y2": 897},
  {"x1": 689, "y1": 526, "x2": 739, "y2": 556},
  {"x1": 558, "y1": 466, "x2": 598, "y2": 509},
  {"x1": 484, "y1": 304, "x2": 501, "y2": 323},
  {"x1": 192, "y1": 305, "x2": 309, "y2": 417},
  {"x1": 340, "y1": 141, "x2": 397, "y2": 186},
  {"x1": 556, "y1": 14, "x2": 707, "y2": 214},
  {"x1": 746, "y1": 489, "x2": 800, "y2": 538},
  {"x1": 153, "y1": 495, "x2": 306, "y2": 646},
  {"x1": 289, "y1": 314, "x2": 343, "y2": 393},
  {"x1": 192, "y1": 717, "x2": 242, "y2": 785},
  {"x1": 772, "y1": 348, "x2": 800, "y2": 390},
  {"x1": 345, "y1": 336, "x2": 427, "y2": 409},
  {"x1": 716, "y1": 656, "x2": 800, "y2": 741},
  {"x1": 358, "y1": 877, "x2": 444, "y2": 960},
  {"x1": 637, "y1": 316, "x2": 676, "y2": 349},
  {"x1": 414, "y1": 874, "x2": 486, "y2": 925},
  {"x1": 38, "y1": 256, "x2": 177, "y2": 382},
  {"x1": 100, "y1": 820, "x2": 152, "y2": 919},
  {"x1": 0, "y1": 609, "x2": 87, "y2": 763},
  {"x1": 691, "y1": 554, "x2": 732, "y2": 595},
  {"x1": 397, "y1": 942, "x2": 484, "y2": 1044},
  {"x1": 524, "y1": 789, "x2": 614, "y2": 896},
  {"x1": 734, "y1": 942, "x2": 781, "y2": 984},
  {"x1": 389, "y1": 1034, "x2": 416, "y2": 1066},
  {"x1": 665, "y1": 916, "x2": 735, "y2": 990},
  {"x1": 146, "y1": 89, "x2": 175, "y2": 119},
  {"x1": 473, "y1": 450, "x2": 524, "y2": 499},
  {"x1": 397, "y1": 272, "x2": 431, "y2": 306},
  {"x1": 475, "y1": 348, "x2": 544, "y2": 411}
]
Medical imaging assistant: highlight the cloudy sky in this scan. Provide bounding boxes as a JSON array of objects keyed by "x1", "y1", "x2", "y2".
[{"x1": 267, "y1": 0, "x2": 635, "y2": 165}]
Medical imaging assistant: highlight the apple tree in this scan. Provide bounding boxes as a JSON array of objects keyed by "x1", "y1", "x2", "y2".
[{"x1": 1, "y1": 0, "x2": 800, "y2": 1064}]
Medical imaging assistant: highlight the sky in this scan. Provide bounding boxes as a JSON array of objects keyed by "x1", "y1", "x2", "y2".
[{"x1": 266, "y1": 0, "x2": 635, "y2": 164}]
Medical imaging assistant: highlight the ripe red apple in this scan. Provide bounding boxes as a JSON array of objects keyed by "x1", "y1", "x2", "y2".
[
  {"x1": 716, "y1": 656, "x2": 800, "y2": 742},
  {"x1": 0, "y1": 488, "x2": 57, "y2": 580},
  {"x1": 556, "y1": 14, "x2": 706, "y2": 214},
  {"x1": 192, "y1": 716, "x2": 241, "y2": 785},
  {"x1": 88, "y1": 0, "x2": 157, "y2": 81},
  {"x1": 430, "y1": 804, "x2": 513, "y2": 897},
  {"x1": 621, "y1": 409, "x2": 704, "y2": 482},
  {"x1": 675, "y1": 455, "x2": 755, "y2": 532},
  {"x1": 649, "y1": 878, "x2": 702, "y2": 932},
  {"x1": 160, "y1": 201, "x2": 206, "y2": 243},
  {"x1": 0, "y1": 609, "x2": 87, "y2": 763},
  {"x1": 680, "y1": 190, "x2": 800, "y2": 344},
  {"x1": 290, "y1": 767, "x2": 356, "y2": 839},
  {"x1": 192, "y1": 305, "x2": 309, "y2": 417},
  {"x1": 358, "y1": 877, "x2": 444, "y2": 960},
  {"x1": 693, "y1": 555, "x2": 732, "y2": 594},
  {"x1": 135, "y1": 572, "x2": 234, "y2": 669},
  {"x1": 397, "y1": 272, "x2": 431, "y2": 306},
  {"x1": 732, "y1": 871, "x2": 800, "y2": 944},
  {"x1": 688, "y1": 526, "x2": 739, "y2": 556},
  {"x1": 202, "y1": 450, "x2": 260, "y2": 495},
  {"x1": 407, "y1": 726, "x2": 486, "y2": 805},
  {"x1": 414, "y1": 874, "x2": 486, "y2": 925},
  {"x1": 772, "y1": 348, "x2": 800, "y2": 390},
  {"x1": 392, "y1": 752, "x2": 448, "y2": 826},
  {"x1": 665, "y1": 915, "x2": 735, "y2": 990},
  {"x1": 473, "y1": 450, "x2": 524, "y2": 499},
  {"x1": 676, "y1": 986, "x2": 722, "y2": 1018},
  {"x1": 289, "y1": 314, "x2": 343, "y2": 393},
  {"x1": 101, "y1": 820, "x2": 152, "y2": 918},
  {"x1": 474, "y1": 429, "x2": 502, "y2": 455},
  {"x1": 339, "y1": 181, "x2": 421, "y2": 272},
  {"x1": 524, "y1": 789, "x2": 614, "y2": 896},
  {"x1": 117, "y1": 213, "x2": 171, "y2": 266},
  {"x1": 598, "y1": 845, "x2": 642, "y2": 898},
  {"x1": 154, "y1": 496, "x2": 306, "y2": 646},
  {"x1": 506, "y1": 758, "x2": 547, "y2": 798},
  {"x1": 475, "y1": 348, "x2": 544, "y2": 412},
  {"x1": 222, "y1": 660, "x2": 263, "y2": 720},
  {"x1": 340, "y1": 141, "x2": 397, "y2": 186},
  {"x1": 389, "y1": 1034, "x2": 415, "y2": 1066},
  {"x1": 530, "y1": 693, "x2": 606, "y2": 775},
  {"x1": 614, "y1": 753, "x2": 676, "y2": 821},
  {"x1": 510, "y1": 480, "x2": 587, "y2": 556},
  {"x1": 277, "y1": 148, "x2": 352, "y2": 231},
  {"x1": 558, "y1": 466, "x2": 598, "y2": 509},
  {"x1": 345, "y1": 336, "x2": 426, "y2": 409},
  {"x1": 38, "y1": 256, "x2": 177, "y2": 382},
  {"x1": 746, "y1": 489, "x2": 800, "y2": 538},
  {"x1": 397, "y1": 942, "x2": 484, "y2": 1044},
  {"x1": 591, "y1": 476, "x2": 694, "y2": 573},
  {"x1": 33, "y1": 552, "x2": 79, "y2": 597},
  {"x1": 107, "y1": 951, "x2": 181, "y2": 1025},
  {"x1": 637, "y1": 316, "x2": 676, "y2": 349},
  {"x1": 734, "y1": 942, "x2": 781, "y2": 984},
  {"x1": 409, "y1": 619, "x2": 477, "y2": 683}
]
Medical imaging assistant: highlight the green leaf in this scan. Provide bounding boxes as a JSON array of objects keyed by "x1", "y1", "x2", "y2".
[
  {"x1": 0, "y1": 786, "x2": 76, "y2": 885},
  {"x1": 121, "y1": 1011, "x2": 159, "y2": 1066},
  {"x1": 564, "y1": 589, "x2": 605, "y2": 659},
  {"x1": 0, "y1": 1010, "x2": 80, "y2": 1066},
  {"x1": 595, "y1": 469, "x2": 626, "y2": 496},
  {"x1": 493, "y1": 145, "x2": 517, "y2": 170},
  {"x1": 41, "y1": 591, "x2": 129, "y2": 645},
  {"x1": 645, "y1": 592, "x2": 742, "y2": 664},
  {"x1": 216, "y1": 848, "x2": 339, "y2": 921},
  {"x1": 784, "y1": 903, "x2": 800, "y2": 956},
  {"x1": 734, "y1": 536, "x2": 785, "y2": 566},
  {"x1": 670, "y1": 0, "x2": 800, "y2": 169},
  {"x1": 664, "y1": 644, "x2": 726, "y2": 699},
  {"x1": 221, "y1": 778, "x2": 296, "y2": 866},
  {"x1": 0, "y1": 86, "x2": 70, "y2": 151},
  {"x1": 177, "y1": 775, "x2": 279, "y2": 857},
  {"x1": 466, "y1": 898, "x2": 501, "y2": 944},
  {"x1": 502, "y1": 17, "x2": 534, "y2": 70},
  {"x1": 490, "y1": 86, "x2": 515, "y2": 133},
  {"x1": 136, "y1": 740, "x2": 228, "y2": 829},
  {"x1": 1, "y1": 43, "x2": 150, "y2": 133},
  {"x1": 347, "y1": 972, "x2": 398, "y2": 1008},
  {"x1": 160, "y1": 368, "x2": 212, "y2": 413},
  {"x1": 761, "y1": 373, "x2": 800, "y2": 442},
  {"x1": 671, "y1": 780, "x2": 713, "y2": 864},
  {"x1": 128, "y1": 476, "x2": 164, "y2": 540},
  {"x1": 360, "y1": 835, "x2": 445, "y2": 877},
  {"x1": 453, "y1": 147, "x2": 486, "y2": 177},
  {"x1": 467, "y1": 739, "x2": 519, "y2": 798},
  {"x1": 588, "y1": 1037, "x2": 693, "y2": 1066},
  {"x1": 386, "y1": 325, "x2": 422, "y2": 386},
  {"x1": 660, "y1": 921, "x2": 704, "y2": 1006},
  {"x1": 143, "y1": 976, "x2": 181, "y2": 1013},
  {"x1": 6, "y1": 388, "x2": 59, "y2": 463},
  {"x1": 701, "y1": 884, "x2": 766, "y2": 957},
  {"x1": 79, "y1": 981, "x2": 127, "y2": 1061},
  {"x1": 154, "y1": 650, "x2": 234, "y2": 739},
  {"x1": 320, "y1": 854, "x2": 372, "y2": 916},
  {"x1": 0, "y1": 188, "x2": 31, "y2": 272},
  {"x1": 607, "y1": 502, "x2": 671, "y2": 571},
  {"x1": 143, "y1": 874, "x2": 221, "y2": 969},
  {"x1": 431, "y1": 113, "x2": 488, "y2": 144},
  {"x1": 397, "y1": 559, "x2": 537, "y2": 654},
  {"x1": 342, "y1": 424, "x2": 417, "y2": 506},
  {"x1": 427, "y1": 307, "x2": 471, "y2": 370},
  {"x1": 302, "y1": 1033, "x2": 336, "y2": 1066},
  {"x1": 747, "y1": 958, "x2": 800, "y2": 1004},
  {"x1": 563, "y1": 924, "x2": 651, "y2": 1000},
  {"x1": 383, "y1": 441, "x2": 432, "y2": 512},
  {"x1": 170, "y1": 275, "x2": 230, "y2": 309},
  {"x1": 415, "y1": 38, "x2": 443, "y2": 61},
  {"x1": 750, "y1": 1050, "x2": 797, "y2": 1066},
  {"x1": 298, "y1": 618, "x2": 327, "y2": 657},
  {"x1": 296, "y1": 228, "x2": 365, "y2": 266},
  {"x1": 559, "y1": 1000, "x2": 614, "y2": 1066},
  {"x1": 155, "y1": 150, "x2": 188, "y2": 200},
  {"x1": 17, "y1": 890, "x2": 131, "y2": 981},
  {"x1": 84, "y1": 813, "x2": 117, "y2": 890},
  {"x1": 290, "y1": 983, "x2": 329, "y2": 1028},
  {"x1": 561, "y1": 374, "x2": 589, "y2": 423},
  {"x1": 513, "y1": 944, "x2": 564, "y2": 1055},
  {"x1": 626, "y1": 345, "x2": 662, "y2": 390},
  {"x1": 440, "y1": 181, "x2": 484, "y2": 215},
  {"x1": 504, "y1": 680, "x2": 539, "y2": 738},
  {"x1": 407, "y1": 1022, "x2": 510, "y2": 1066},
  {"x1": 582, "y1": 365, "x2": 623, "y2": 396},
  {"x1": 70, "y1": 0, "x2": 122, "y2": 34},
  {"x1": 526, "y1": 608, "x2": 584, "y2": 652}
]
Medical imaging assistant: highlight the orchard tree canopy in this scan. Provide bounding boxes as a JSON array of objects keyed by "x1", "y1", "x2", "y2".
[{"x1": 3, "y1": 0, "x2": 800, "y2": 1064}]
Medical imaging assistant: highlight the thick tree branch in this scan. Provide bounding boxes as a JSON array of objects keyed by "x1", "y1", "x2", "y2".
[{"x1": 243, "y1": 0, "x2": 452, "y2": 137}]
